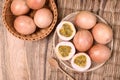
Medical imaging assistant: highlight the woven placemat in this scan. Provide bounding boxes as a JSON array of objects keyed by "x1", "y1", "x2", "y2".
[{"x1": 56, "y1": 0, "x2": 120, "y2": 80}]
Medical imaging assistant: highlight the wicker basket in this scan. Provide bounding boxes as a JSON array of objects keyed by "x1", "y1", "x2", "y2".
[
  {"x1": 53, "y1": 11, "x2": 113, "y2": 72},
  {"x1": 2, "y1": 0, "x2": 58, "y2": 41}
]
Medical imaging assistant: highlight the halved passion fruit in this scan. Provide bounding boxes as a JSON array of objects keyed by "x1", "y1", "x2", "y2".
[
  {"x1": 56, "y1": 21, "x2": 76, "y2": 41},
  {"x1": 55, "y1": 42, "x2": 76, "y2": 60},
  {"x1": 71, "y1": 53, "x2": 91, "y2": 72}
]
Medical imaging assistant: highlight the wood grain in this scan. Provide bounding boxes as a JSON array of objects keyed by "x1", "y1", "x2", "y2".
[
  {"x1": 0, "y1": 0, "x2": 120, "y2": 80},
  {"x1": 0, "y1": 27, "x2": 3, "y2": 80}
]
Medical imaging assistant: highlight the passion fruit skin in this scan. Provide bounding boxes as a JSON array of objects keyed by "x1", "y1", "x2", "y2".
[
  {"x1": 11, "y1": 0, "x2": 30, "y2": 16},
  {"x1": 89, "y1": 44, "x2": 111, "y2": 63},
  {"x1": 75, "y1": 11, "x2": 97, "y2": 29},
  {"x1": 26, "y1": 0, "x2": 46, "y2": 10},
  {"x1": 34, "y1": 8, "x2": 53, "y2": 28},
  {"x1": 92, "y1": 23, "x2": 113, "y2": 44},
  {"x1": 14, "y1": 15, "x2": 36, "y2": 35},
  {"x1": 73, "y1": 30, "x2": 93, "y2": 52}
]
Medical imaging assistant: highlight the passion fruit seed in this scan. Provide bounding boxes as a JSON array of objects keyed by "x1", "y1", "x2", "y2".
[
  {"x1": 59, "y1": 23, "x2": 73, "y2": 37},
  {"x1": 71, "y1": 53, "x2": 91, "y2": 71},
  {"x1": 58, "y1": 45, "x2": 71, "y2": 57},
  {"x1": 74, "y1": 55, "x2": 86, "y2": 67}
]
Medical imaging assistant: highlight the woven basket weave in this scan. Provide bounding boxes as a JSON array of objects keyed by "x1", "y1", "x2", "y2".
[{"x1": 2, "y1": 0, "x2": 58, "y2": 41}]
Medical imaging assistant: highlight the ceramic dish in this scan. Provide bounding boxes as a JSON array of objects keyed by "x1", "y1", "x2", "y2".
[{"x1": 53, "y1": 11, "x2": 113, "y2": 72}]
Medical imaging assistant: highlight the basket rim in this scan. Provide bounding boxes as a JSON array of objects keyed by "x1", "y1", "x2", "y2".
[
  {"x1": 52, "y1": 11, "x2": 114, "y2": 72},
  {"x1": 2, "y1": 0, "x2": 58, "y2": 41}
]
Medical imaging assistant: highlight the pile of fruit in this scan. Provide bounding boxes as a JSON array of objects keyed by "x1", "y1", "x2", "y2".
[
  {"x1": 11, "y1": 0, "x2": 53, "y2": 35},
  {"x1": 55, "y1": 11, "x2": 113, "y2": 72}
]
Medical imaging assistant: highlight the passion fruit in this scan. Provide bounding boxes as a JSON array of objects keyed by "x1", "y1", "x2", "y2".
[
  {"x1": 55, "y1": 42, "x2": 76, "y2": 60},
  {"x1": 56, "y1": 21, "x2": 76, "y2": 41},
  {"x1": 71, "y1": 53, "x2": 91, "y2": 72},
  {"x1": 75, "y1": 11, "x2": 97, "y2": 29},
  {"x1": 73, "y1": 30, "x2": 93, "y2": 52},
  {"x1": 92, "y1": 23, "x2": 113, "y2": 44}
]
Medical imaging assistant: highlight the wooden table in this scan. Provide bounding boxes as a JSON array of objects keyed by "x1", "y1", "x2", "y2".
[{"x1": 0, "y1": 0, "x2": 120, "y2": 80}]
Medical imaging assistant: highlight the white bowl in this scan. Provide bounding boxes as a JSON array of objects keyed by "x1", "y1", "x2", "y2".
[{"x1": 53, "y1": 11, "x2": 113, "y2": 72}]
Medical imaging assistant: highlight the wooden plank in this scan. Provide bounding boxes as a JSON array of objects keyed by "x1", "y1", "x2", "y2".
[
  {"x1": 0, "y1": 1, "x2": 5, "y2": 79},
  {"x1": 4, "y1": 32, "x2": 30, "y2": 80},
  {"x1": 25, "y1": 37, "x2": 48, "y2": 80},
  {"x1": 0, "y1": 25, "x2": 3, "y2": 80}
]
